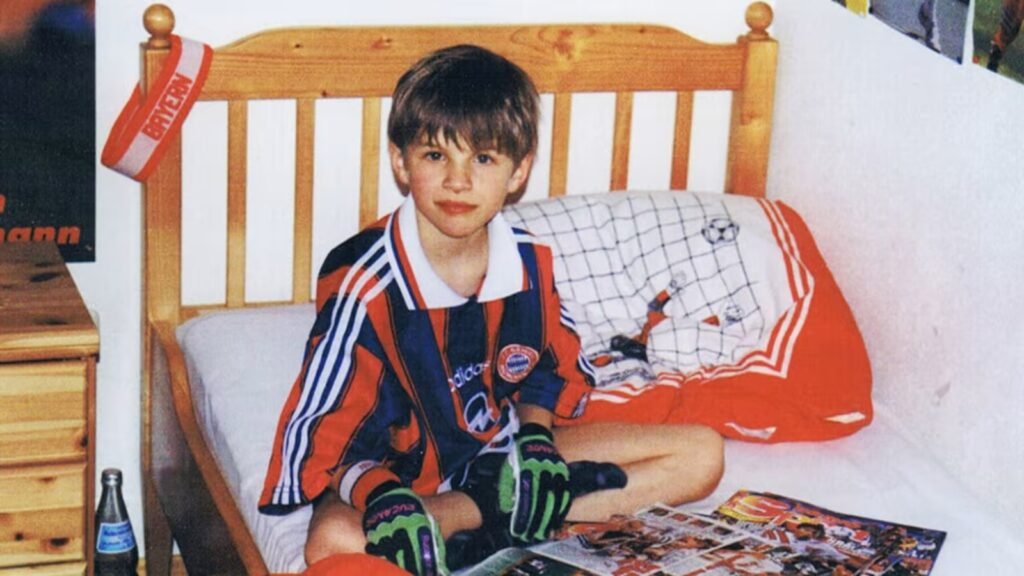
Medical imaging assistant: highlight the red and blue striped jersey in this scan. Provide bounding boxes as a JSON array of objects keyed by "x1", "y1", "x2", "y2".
[{"x1": 259, "y1": 199, "x2": 594, "y2": 514}]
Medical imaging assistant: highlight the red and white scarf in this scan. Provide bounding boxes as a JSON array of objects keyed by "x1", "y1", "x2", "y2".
[{"x1": 102, "y1": 35, "x2": 212, "y2": 181}]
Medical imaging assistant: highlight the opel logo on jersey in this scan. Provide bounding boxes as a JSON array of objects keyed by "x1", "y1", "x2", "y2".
[
  {"x1": 497, "y1": 344, "x2": 540, "y2": 383},
  {"x1": 448, "y1": 361, "x2": 490, "y2": 390},
  {"x1": 463, "y1": 392, "x2": 498, "y2": 433}
]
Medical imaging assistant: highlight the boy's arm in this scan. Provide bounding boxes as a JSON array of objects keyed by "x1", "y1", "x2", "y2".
[
  {"x1": 258, "y1": 330, "x2": 396, "y2": 513},
  {"x1": 516, "y1": 402, "x2": 554, "y2": 429},
  {"x1": 517, "y1": 245, "x2": 593, "y2": 420},
  {"x1": 259, "y1": 245, "x2": 399, "y2": 513}
]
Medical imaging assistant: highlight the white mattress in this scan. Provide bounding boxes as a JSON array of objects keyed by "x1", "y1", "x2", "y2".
[
  {"x1": 178, "y1": 304, "x2": 315, "y2": 574},
  {"x1": 177, "y1": 304, "x2": 1024, "y2": 574}
]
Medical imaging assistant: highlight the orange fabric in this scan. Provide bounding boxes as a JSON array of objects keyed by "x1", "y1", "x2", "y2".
[
  {"x1": 302, "y1": 553, "x2": 410, "y2": 575},
  {"x1": 561, "y1": 201, "x2": 872, "y2": 443},
  {"x1": 350, "y1": 466, "x2": 401, "y2": 511}
]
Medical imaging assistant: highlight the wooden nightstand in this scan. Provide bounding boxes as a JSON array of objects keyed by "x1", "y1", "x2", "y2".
[{"x1": 0, "y1": 242, "x2": 100, "y2": 576}]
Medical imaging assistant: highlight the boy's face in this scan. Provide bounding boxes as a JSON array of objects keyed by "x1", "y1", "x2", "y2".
[{"x1": 389, "y1": 134, "x2": 532, "y2": 246}]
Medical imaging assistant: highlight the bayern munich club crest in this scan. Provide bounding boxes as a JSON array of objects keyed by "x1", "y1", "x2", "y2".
[{"x1": 497, "y1": 344, "x2": 540, "y2": 383}]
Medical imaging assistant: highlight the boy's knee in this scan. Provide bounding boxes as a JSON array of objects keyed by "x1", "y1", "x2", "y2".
[
  {"x1": 678, "y1": 424, "x2": 725, "y2": 501},
  {"x1": 305, "y1": 509, "x2": 366, "y2": 566},
  {"x1": 305, "y1": 527, "x2": 365, "y2": 566},
  {"x1": 695, "y1": 426, "x2": 725, "y2": 497}
]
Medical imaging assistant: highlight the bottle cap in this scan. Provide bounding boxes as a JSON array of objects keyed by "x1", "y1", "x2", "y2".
[{"x1": 101, "y1": 468, "x2": 123, "y2": 486}]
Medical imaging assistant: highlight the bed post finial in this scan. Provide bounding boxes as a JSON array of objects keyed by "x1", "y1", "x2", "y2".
[
  {"x1": 745, "y1": 2, "x2": 773, "y2": 40},
  {"x1": 144, "y1": 4, "x2": 175, "y2": 49}
]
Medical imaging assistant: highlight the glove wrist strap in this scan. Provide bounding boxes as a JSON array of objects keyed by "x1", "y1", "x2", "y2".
[
  {"x1": 516, "y1": 422, "x2": 553, "y2": 441},
  {"x1": 365, "y1": 480, "x2": 404, "y2": 505}
]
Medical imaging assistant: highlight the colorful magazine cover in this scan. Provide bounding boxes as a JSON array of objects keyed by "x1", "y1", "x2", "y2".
[{"x1": 710, "y1": 490, "x2": 946, "y2": 575}]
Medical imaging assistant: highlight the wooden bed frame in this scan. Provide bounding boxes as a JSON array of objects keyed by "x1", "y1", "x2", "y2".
[{"x1": 137, "y1": 3, "x2": 777, "y2": 574}]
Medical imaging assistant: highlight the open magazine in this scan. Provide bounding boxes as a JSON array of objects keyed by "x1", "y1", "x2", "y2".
[
  {"x1": 462, "y1": 491, "x2": 945, "y2": 576},
  {"x1": 708, "y1": 490, "x2": 946, "y2": 575}
]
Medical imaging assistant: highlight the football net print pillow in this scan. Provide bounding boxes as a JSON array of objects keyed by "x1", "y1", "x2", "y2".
[{"x1": 503, "y1": 191, "x2": 872, "y2": 442}]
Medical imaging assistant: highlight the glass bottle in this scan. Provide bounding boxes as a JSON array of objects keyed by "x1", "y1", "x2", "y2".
[{"x1": 94, "y1": 468, "x2": 139, "y2": 576}]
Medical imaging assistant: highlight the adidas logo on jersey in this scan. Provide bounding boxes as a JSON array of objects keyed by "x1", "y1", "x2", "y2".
[{"x1": 449, "y1": 361, "x2": 490, "y2": 390}]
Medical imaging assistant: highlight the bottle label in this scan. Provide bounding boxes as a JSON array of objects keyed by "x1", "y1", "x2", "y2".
[{"x1": 96, "y1": 521, "x2": 136, "y2": 554}]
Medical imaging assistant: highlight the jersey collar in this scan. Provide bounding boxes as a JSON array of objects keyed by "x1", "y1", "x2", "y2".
[{"x1": 389, "y1": 197, "x2": 525, "y2": 310}]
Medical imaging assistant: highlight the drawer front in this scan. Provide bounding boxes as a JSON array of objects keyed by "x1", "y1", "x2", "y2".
[
  {"x1": 0, "y1": 561, "x2": 86, "y2": 576},
  {"x1": 0, "y1": 362, "x2": 87, "y2": 465},
  {"x1": 0, "y1": 463, "x2": 85, "y2": 568}
]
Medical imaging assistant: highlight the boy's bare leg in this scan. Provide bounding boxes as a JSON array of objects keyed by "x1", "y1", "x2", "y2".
[
  {"x1": 554, "y1": 422, "x2": 724, "y2": 521},
  {"x1": 304, "y1": 489, "x2": 482, "y2": 565}
]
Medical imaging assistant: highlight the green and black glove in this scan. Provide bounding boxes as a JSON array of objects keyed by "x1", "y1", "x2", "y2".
[
  {"x1": 451, "y1": 448, "x2": 628, "y2": 570},
  {"x1": 362, "y1": 482, "x2": 448, "y2": 576},
  {"x1": 499, "y1": 423, "x2": 572, "y2": 544}
]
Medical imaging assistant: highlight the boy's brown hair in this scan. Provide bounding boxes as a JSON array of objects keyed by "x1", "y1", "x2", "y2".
[{"x1": 387, "y1": 44, "x2": 540, "y2": 164}]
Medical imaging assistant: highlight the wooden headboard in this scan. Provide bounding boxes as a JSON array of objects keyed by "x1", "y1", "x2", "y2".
[
  {"x1": 139, "y1": 2, "x2": 776, "y2": 326},
  {"x1": 137, "y1": 5, "x2": 776, "y2": 574}
]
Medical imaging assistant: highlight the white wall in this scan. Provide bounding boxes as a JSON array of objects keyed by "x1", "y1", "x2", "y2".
[
  {"x1": 90, "y1": 0, "x2": 761, "y2": 552},
  {"x1": 770, "y1": 0, "x2": 1024, "y2": 533}
]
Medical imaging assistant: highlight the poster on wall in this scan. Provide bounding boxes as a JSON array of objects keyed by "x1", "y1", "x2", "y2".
[
  {"x1": 0, "y1": 0, "x2": 95, "y2": 262},
  {"x1": 832, "y1": 0, "x2": 870, "y2": 16},
  {"x1": 871, "y1": 0, "x2": 970, "y2": 62},
  {"x1": 973, "y1": 0, "x2": 1024, "y2": 81}
]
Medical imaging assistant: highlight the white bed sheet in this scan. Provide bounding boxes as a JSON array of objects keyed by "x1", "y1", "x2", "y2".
[
  {"x1": 177, "y1": 304, "x2": 1024, "y2": 574},
  {"x1": 681, "y1": 403, "x2": 1024, "y2": 574},
  {"x1": 178, "y1": 304, "x2": 315, "y2": 574}
]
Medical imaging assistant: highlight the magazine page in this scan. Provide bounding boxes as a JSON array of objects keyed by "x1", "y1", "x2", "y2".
[
  {"x1": 710, "y1": 490, "x2": 946, "y2": 576},
  {"x1": 532, "y1": 504, "x2": 764, "y2": 576},
  {"x1": 461, "y1": 547, "x2": 598, "y2": 576},
  {"x1": 668, "y1": 536, "x2": 803, "y2": 575}
]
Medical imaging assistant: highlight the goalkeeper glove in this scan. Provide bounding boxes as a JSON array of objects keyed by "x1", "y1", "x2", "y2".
[
  {"x1": 499, "y1": 423, "x2": 571, "y2": 544},
  {"x1": 362, "y1": 482, "x2": 448, "y2": 576}
]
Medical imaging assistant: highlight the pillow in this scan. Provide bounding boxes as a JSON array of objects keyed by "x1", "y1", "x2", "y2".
[{"x1": 503, "y1": 191, "x2": 872, "y2": 442}]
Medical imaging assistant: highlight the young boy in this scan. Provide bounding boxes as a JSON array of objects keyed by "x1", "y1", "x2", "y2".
[{"x1": 259, "y1": 44, "x2": 724, "y2": 575}]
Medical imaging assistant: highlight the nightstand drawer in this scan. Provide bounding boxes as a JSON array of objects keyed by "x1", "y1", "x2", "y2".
[
  {"x1": 0, "y1": 463, "x2": 85, "y2": 568},
  {"x1": 0, "y1": 562, "x2": 86, "y2": 575},
  {"x1": 0, "y1": 362, "x2": 87, "y2": 466}
]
